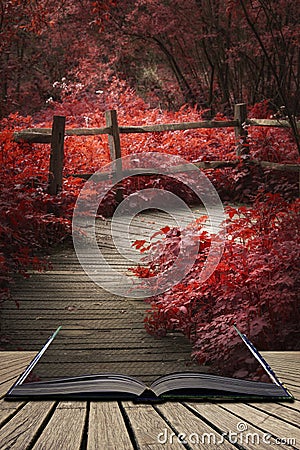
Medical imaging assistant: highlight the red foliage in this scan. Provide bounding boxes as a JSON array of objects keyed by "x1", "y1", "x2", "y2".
[
  {"x1": 0, "y1": 0, "x2": 117, "y2": 117},
  {"x1": 133, "y1": 194, "x2": 300, "y2": 376},
  {"x1": 0, "y1": 113, "x2": 75, "y2": 305},
  {"x1": 1, "y1": 0, "x2": 299, "y2": 127},
  {"x1": 42, "y1": 86, "x2": 298, "y2": 205},
  {"x1": 0, "y1": 86, "x2": 298, "y2": 360}
]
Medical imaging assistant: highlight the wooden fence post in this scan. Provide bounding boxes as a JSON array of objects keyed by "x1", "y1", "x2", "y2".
[
  {"x1": 105, "y1": 110, "x2": 123, "y2": 203},
  {"x1": 234, "y1": 103, "x2": 249, "y2": 156},
  {"x1": 48, "y1": 116, "x2": 66, "y2": 195}
]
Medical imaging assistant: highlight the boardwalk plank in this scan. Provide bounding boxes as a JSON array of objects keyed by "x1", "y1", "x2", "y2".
[
  {"x1": 123, "y1": 402, "x2": 185, "y2": 449},
  {"x1": 1, "y1": 335, "x2": 190, "y2": 350},
  {"x1": 0, "y1": 352, "x2": 35, "y2": 364},
  {"x1": 284, "y1": 385, "x2": 300, "y2": 398},
  {"x1": 0, "y1": 402, "x2": 55, "y2": 449},
  {"x1": 185, "y1": 403, "x2": 296, "y2": 450},
  {"x1": 220, "y1": 403, "x2": 300, "y2": 448},
  {"x1": 247, "y1": 402, "x2": 300, "y2": 427},
  {"x1": 32, "y1": 402, "x2": 86, "y2": 450},
  {"x1": 156, "y1": 402, "x2": 236, "y2": 449},
  {"x1": 87, "y1": 402, "x2": 134, "y2": 450},
  {"x1": 0, "y1": 352, "x2": 35, "y2": 398},
  {"x1": 0, "y1": 362, "x2": 35, "y2": 382},
  {"x1": 0, "y1": 399, "x2": 25, "y2": 427}
]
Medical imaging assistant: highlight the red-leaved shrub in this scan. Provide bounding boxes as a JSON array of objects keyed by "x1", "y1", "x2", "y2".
[{"x1": 132, "y1": 194, "x2": 300, "y2": 377}]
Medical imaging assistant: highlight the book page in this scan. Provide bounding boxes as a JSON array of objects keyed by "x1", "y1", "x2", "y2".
[
  {"x1": 12, "y1": 206, "x2": 271, "y2": 390},
  {"x1": 4, "y1": 155, "x2": 280, "y2": 398}
]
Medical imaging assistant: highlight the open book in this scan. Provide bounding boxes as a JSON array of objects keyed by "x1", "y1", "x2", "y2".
[{"x1": 5, "y1": 326, "x2": 293, "y2": 401}]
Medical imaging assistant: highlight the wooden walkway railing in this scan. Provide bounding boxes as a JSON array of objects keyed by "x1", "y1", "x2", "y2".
[{"x1": 12, "y1": 103, "x2": 300, "y2": 195}]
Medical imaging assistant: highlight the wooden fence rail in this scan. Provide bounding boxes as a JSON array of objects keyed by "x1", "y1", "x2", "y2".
[{"x1": 12, "y1": 103, "x2": 300, "y2": 195}]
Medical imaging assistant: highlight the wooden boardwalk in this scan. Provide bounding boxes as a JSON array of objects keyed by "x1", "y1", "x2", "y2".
[
  {"x1": 0, "y1": 352, "x2": 299, "y2": 449},
  {"x1": 0, "y1": 207, "x2": 222, "y2": 383},
  {"x1": 1, "y1": 207, "x2": 299, "y2": 448}
]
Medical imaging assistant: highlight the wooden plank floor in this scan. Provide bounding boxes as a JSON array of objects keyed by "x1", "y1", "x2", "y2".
[
  {"x1": 0, "y1": 207, "x2": 222, "y2": 383},
  {"x1": 1, "y1": 207, "x2": 300, "y2": 448},
  {"x1": 0, "y1": 352, "x2": 299, "y2": 449}
]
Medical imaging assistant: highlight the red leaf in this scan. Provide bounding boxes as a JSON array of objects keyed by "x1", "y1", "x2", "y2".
[{"x1": 132, "y1": 239, "x2": 147, "y2": 250}]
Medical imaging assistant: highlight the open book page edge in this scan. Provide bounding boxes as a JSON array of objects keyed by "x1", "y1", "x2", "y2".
[
  {"x1": 151, "y1": 373, "x2": 291, "y2": 397},
  {"x1": 233, "y1": 325, "x2": 292, "y2": 398},
  {"x1": 4, "y1": 325, "x2": 294, "y2": 401}
]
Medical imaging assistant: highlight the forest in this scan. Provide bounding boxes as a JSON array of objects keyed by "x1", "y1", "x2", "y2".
[{"x1": 0, "y1": 0, "x2": 299, "y2": 366}]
